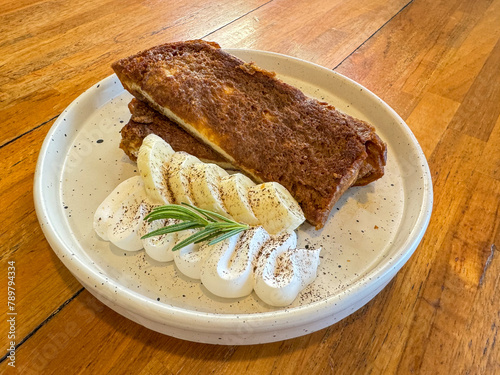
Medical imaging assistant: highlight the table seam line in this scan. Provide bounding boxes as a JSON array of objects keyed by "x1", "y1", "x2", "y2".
[
  {"x1": 201, "y1": 0, "x2": 274, "y2": 39},
  {"x1": 0, "y1": 114, "x2": 59, "y2": 149},
  {"x1": 333, "y1": 0, "x2": 415, "y2": 71},
  {"x1": 0, "y1": 287, "x2": 84, "y2": 364}
]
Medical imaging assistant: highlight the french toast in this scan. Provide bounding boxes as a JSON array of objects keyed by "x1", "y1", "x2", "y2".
[{"x1": 112, "y1": 40, "x2": 387, "y2": 228}]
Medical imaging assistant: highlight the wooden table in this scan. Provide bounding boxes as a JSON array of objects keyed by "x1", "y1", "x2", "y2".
[{"x1": 1, "y1": 0, "x2": 499, "y2": 373}]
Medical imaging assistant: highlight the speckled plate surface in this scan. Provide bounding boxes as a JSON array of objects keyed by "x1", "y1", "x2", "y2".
[{"x1": 34, "y1": 49, "x2": 433, "y2": 344}]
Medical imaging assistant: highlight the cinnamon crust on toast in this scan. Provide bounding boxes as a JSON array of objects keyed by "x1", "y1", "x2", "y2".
[{"x1": 112, "y1": 40, "x2": 387, "y2": 228}]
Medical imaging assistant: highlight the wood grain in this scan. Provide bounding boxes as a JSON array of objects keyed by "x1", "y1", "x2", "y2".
[
  {"x1": 0, "y1": 121, "x2": 83, "y2": 354},
  {"x1": 207, "y1": 0, "x2": 410, "y2": 68},
  {"x1": 1, "y1": 0, "x2": 500, "y2": 373},
  {"x1": 447, "y1": 37, "x2": 500, "y2": 141},
  {"x1": 0, "y1": 0, "x2": 269, "y2": 146}
]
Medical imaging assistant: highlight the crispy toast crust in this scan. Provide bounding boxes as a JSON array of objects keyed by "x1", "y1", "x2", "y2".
[{"x1": 112, "y1": 40, "x2": 387, "y2": 228}]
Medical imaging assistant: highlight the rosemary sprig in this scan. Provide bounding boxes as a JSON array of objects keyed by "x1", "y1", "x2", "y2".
[{"x1": 141, "y1": 203, "x2": 249, "y2": 251}]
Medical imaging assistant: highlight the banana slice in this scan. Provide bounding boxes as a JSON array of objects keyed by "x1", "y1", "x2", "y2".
[
  {"x1": 219, "y1": 173, "x2": 259, "y2": 225},
  {"x1": 165, "y1": 152, "x2": 201, "y2": 205},
  {"x1": 186, "y1": 163, "x2": 229, "y2": 217},
  {"x1": 137, "y1": 134, "x2": 175, "y2": 204},
  {"x1": 248, "y1": 182, "x2": 305, "y2": 234}
]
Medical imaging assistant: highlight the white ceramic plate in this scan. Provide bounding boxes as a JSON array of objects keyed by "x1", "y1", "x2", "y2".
[{"x1": 34, "y1": 49, "x2": 432, "y2": 345}]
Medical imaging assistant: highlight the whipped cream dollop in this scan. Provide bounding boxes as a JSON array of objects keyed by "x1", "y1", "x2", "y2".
[{"x1": 94, "y1": 176, "x2": 321, "y2": 307}]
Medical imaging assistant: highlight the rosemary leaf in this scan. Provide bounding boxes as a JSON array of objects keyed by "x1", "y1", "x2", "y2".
[
  {"x1": 205, "y1": 221, "x2": 242, "y2": 230},
  {"x1": 172, "y1": 227, "x2": 223, "y2": 251},
  {"x1": 145, "y1": 211, "x2": 198, "y2": 223},
  {"x1": 141, "y1": 221, "x2": 203, "y2": 239},
  {"x1": 144, "y1": 205, "x2": 210, "y2": 225},
  {"x1": 141, "y1": 203, "x2": 250, "y2": 250},
  {"x1": 182, "y1": 203, "x2": 234, "y2": 223},
  {"x1": 193, "y1": 230, "x2": 227, "y2": 244},
  {"x1": 208, "y1": 227, "x2": 247, "y2": 246}
]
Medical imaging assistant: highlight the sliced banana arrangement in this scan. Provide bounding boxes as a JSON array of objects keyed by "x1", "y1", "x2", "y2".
[
  {"x1": 186, "y1": 162, "x2": 230, "y2": 217},
  {"x1": 136, "y1": 134, "x2": 305, "y2": 234},
  {"x1": 137, "y1": 134, "x2": 175, "y2": 204},
  {"x1": 164, "y1": 151, "x2": 201, "y2": 206},
  {"x1": 219, "y1": 173, "x2": 259, "y2": 226},
  {"x1": 93, "y1": 134, "x2": 320, "y2": 307},
  {"x1": 248, "y1": 182, "x2": 305, "y2": 235}
]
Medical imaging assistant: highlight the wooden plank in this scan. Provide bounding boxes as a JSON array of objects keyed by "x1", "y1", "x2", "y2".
[
  {"x1": 1, "y1": 290, "x2": 238, "y2": 374},
  {"x1": 447, "y1": 37, "x2": 500, "y2": 141},
  {"x1": 0, "y1": 0, "x2": 269, "y2": 146},
  {"x1": 405, "y1": 92, "x2": 461, "y2": 158},
  {"x1": 0, "y1": 121, "x2": 83, "y2": 355},
  {"x1": 402, "y1": 173, "x2": 500, "y2": 374},
  {"x1": 0, "y1": 287, "x2": 399, "y2": 374},
  {"x1": 0, "y1": 0, "x2": 53, "y2": 17},
  {"x1": 477, "y1": 114, "x2": 500, "y2": 180},
  {"x1": 428, "y1": 0, "x2": 500, "y2": 103},
  {"x1": 335, "y1": 0, "x2": 499, "y2": 122},
  {"x1": 207, "y1": 0, "x2": 410, "y2": 68}
]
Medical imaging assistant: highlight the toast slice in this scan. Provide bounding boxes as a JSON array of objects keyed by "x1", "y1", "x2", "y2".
[{"x1": 112, "y1": 40, "x2": 387, "y2": 228}]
